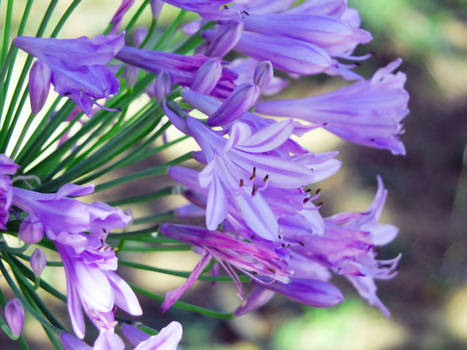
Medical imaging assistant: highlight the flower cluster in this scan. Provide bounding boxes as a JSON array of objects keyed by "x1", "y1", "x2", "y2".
[{"x1": 0, "y1": 0, "x2": 410, "y2": 348}]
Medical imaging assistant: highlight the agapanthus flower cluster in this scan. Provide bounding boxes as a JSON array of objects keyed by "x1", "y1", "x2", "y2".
[{"x1": 0, "y1": 0, "x2": 410, "y2": 348}]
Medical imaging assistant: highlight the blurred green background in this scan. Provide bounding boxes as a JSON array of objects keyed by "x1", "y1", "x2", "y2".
[{"x1": 2, "y1": 0, "x2": 467, "y2": 349}]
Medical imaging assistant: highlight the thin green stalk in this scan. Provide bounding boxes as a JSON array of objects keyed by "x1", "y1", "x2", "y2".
[
  {"x1": 50, "y1": 0, "x2": 82, "y2": 38},
  {"x1": 13, "y1": 251, "x2": 62, "y2": 267},
  {"x1": 120, "y1": 259, "x2": 250, "y2": 282},
  {"x1": 153, "y1": 10, "x2": 186, "y2": 50},
  {"x1": 0, "y1": 0, "x2": 13, "y2": 63},
  {"x1": 0, "y1": 0, "x2": 59, "y2": 151},
  {"x1": 119, "y1": 245, "x2": 191, "y2": 252},
  {"x1": 132, "y1": 211, "x2": 176, "y2": 225},
  {"x1": 94, "y1": 152, "x2": 192, "y2": 192},
  {"x1": 130, "y1": 284, "x2": 234, "y2": 319},
  {"x1": 108, "y1": 186, "x2": 176, "y2": 206},
  {"x1": 125, "y1": 0, "x2": 150, "y2": 33},
  {"x1": 108, "y1": 226, "x2": 159, "y2": 240},
  {"x1": 140, "y1": 18, "x2": 156, "y2": 48}
]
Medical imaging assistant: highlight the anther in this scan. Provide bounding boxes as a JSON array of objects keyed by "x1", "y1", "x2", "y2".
[
  {"x1": 315, "y1": 188, "x2": 321, "y2": 194},
  {"x1": 298, "y1": 241, "x2": 305, "y2": 247},
  {"x1": 263, "y1": 174, "x2": 269, "y2": 182},
  {"x1": 303, "y1": 197, "x2": 310, "y2": 204},
  {"x1": 251, "y1": 234, "x2": 256, "y2": 240},
  {"x1": 239, "y1": 179, "x2": 244, "y2": 187},
  {"x1": 317, "y1": 201, "x2": 324, "y2": 206},
  {"x1": 251, "y1": 184, "x2": 258, "y2": 196},
  {"x1": 305, "y1": 188, "x2": 312, "y2": 193},
  {"x1": 249, "y1": 167, "x2": 256, "y2": 181}
]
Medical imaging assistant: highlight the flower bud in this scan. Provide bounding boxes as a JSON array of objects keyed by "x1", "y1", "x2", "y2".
[
  {"x1": 155, "y1": 71, "x2": 172, "y2": 102},
  {"x1": 4, "y1": 298, "x2": 24, "y2": 337},
  {"x1": 191, "y1": 58, "x2": 222, "y2": 95},
  {"x1": 132, "y1": 27, "x2": 149, "y2": 47},
  {"x1": 206, "y1": 21, "x2": 243, "y2": 58},
  {"x1": 151, "y1": 0, "x2": 163, "y2": 19},
  {"x1": 19, "y1": 215, "x2": 44, "y2": 244},
  {"x1": 235, "y1": 286, "x2": 275, "y2": 316},
  {"x1": 207, "y1": 83, "x2": 260, "y2": 126},
  {"x1": 253, "y1": 60, "x2": 273, "y2": 90},
  {"x1": 29, "y1": 61, "x2": 51, "y2": 114},
  {"x1": 30, "y1": 248, "x2": 46, "y2": 277}
]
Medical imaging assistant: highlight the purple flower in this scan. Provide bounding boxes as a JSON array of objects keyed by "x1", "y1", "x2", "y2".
[
  {"x1": 61, "y1": 331, "x2": 125, "y2": 350},
  {"x1": 242, "y1": 13, "x2": 372, "y2": 58},
  {"x1": 205, "y1": 20, "x2": 243, "y2": 58},
  {"x1": 19, "y1": 215, "x2": 44, "y2": 244},
  {"x1": 151, "y1": 0, "x2": 164, "y2": 19},
  {"x1": 28, "y1": 61, "x2": 52, "y2": 114},
  {"x1": 122, "y1": 321, "x2": 183, "y2": 349},
  {"x1": 109, "y1": 0, "x2": 136, "y2": 34},
  {"x1": 256, "y1": 59, "x2": 410, "y2": 154},
  {"x1": 191, "y1": 58, "x2": 223, "y2": 95},
  {"x1": 14, "y1": 34, "x2": 124, "y2": 115},
  {"x1": 30, "y1": 247, "x2": 47, "y2": 277},
  {"x1": 0, "y1": 155, "x2": 18, "y2": 230},
  {"x1": 205, "y1": 29, "x2": 358, "y2": 79},
  {"x1": 207, "y1": 83, "x2": 260, "y2": 126},
  {"x1": 160, "y1": 223, "x2": 291, "y2": 309},
  {"x1": 154, "y1": 71, "x2": 173, "y2": 102},
  {"x1": 4, "y1": 298, "x2": 24, "y2": 338},
  {"x1": 116, "y1": 47, "x2": 237, "y2": 98}
]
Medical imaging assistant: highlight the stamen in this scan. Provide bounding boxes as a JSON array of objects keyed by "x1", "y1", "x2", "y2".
[
  {"x1": 251, "y1": 184, "x2": 258, "y2": 196},
  {"x1": 249, "y1": 167, "x2": 256, "y2": 181}
]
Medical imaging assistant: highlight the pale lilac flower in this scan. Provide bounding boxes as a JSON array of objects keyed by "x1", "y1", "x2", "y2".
[
  {"x1": 4, "y1": 298, "x2": 24, "y2": 337},
  {"x1": 122, "y1": 321, "x2": 183, "y2": 350},
  {"x1": 14, "y1": 34, "x2": 124, "y2": 115},
  {"x1": 30, "y1": 247, "x2": 47, "y2": 277},
  {"x1": 61, "y1": 331, "x2": 125, "y2": 350},
  {"x1": 253, "y1": 60, "x2": 273, "y2": 90},
  {"x1": 242, "y1": 13, "x2": 372, "y2": 58},
  {"x1": 57, "y1": 240, "x2": 142, "y2": 338},
  {"x1": 116, "y1": 47, "x2": 237, "y2": 98},
  {"x1": 0, "y1": 155, "x2": 19, "y2": 175},
  {"x1": 161, "y1": 0, "x2": 233, "y2": 19},
  {"x1": 29, "y1": 61, "x2": 51, "y2": 114},
  {"x1": 256, "y1": 59, "x2": 410, "y2": 154}
]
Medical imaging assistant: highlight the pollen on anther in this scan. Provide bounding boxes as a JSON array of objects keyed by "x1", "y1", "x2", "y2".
[
  {"x1": 251, "y1": 184, "x2": 258, "y2": 196},
  {"x1": 249, "y1": 167, "x2": 256, "y2": 181},
  {"x1": 263, "y1": 174, "x2": 269, "y2": 182},
  {"x1": 239, "y1": 179, "x2": 244, "y2": 187}
]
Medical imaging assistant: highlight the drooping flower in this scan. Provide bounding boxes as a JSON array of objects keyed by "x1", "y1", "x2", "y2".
[
  {"x1": 12, "y1": 183, "x2": 140, "y2": 337},
  {"x1": 14, "y1": 33, "x2": 125, "y2": 115},
  {"x1": 122, "y1": 321, "x2": 183, "y2": 350},
  {"x1": 28, "y1": 61, "x2": 52, "y2": 114},
  {"x1": 160, "y1": 223, "x2": 291, "y2": 310},
  {"x1": 116, "y1": 47, "x2": 237, "y2": 98},
  {"x1": 4, "y1": 298, "x2": 24, "y2": 338},
  {"x1": 256, "y1": 59, "x2": 410, "y2": 154}
]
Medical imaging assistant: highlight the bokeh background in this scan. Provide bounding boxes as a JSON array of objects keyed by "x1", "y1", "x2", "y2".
[{"x1": 1, "y1": 0, "x2": 467, "y2": 349}]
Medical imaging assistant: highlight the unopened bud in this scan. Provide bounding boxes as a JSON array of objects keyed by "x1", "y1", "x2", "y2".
[
  {"x1": 4, "y1": 298, "x2": 24, "y2": 338},
  {"x1": 151, "y1": 0, "x2": 163, "y2": 19},
  {"x1": 132, "y1": 27, "x2": 149, "y2": 47},
  {"x1": 155, "y1": 71, "x2": 172, "y2": 102},
  {"x1": 30, "y1": 248, "x2": 46, "y2": 277},
  {"x1": 19, "y1": 215, "x2": 44, "y2": 244},
  {"x1": 208, "y1": 83, "x2": 260, "y2": 126},
  {"x1": 29, "y1": 61, "x2": 51, "y2": 114},
  {"x1": 206, "y1": 21, "x2": 243, "y2": 58},
  {"x1": 191, "y1": 58, "x2": 222, "y2": 95},
  {"x1": 253, "y1": 60, "x2": 273, "y2": 89}
]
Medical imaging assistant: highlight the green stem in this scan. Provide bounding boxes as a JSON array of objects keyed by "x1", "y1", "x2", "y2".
[
  {"x1": 94, "y1": 153, "x2": 192, "y2": 192},
  {"x1": 130, "y1": 284, "x2": 234, "y2": 319},
  {"x1": 125, "y1": 0, "x2": 150, "y2": 33},
  {"x1": 0, "y1": 0, "x2": 13, "y2": 63},
  {"x1": 153, "y1": 10, "x2": 186, "y2": 51},
  {"x1": 120, "y1": 259, "x2": 250, "y2": 282}
]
